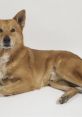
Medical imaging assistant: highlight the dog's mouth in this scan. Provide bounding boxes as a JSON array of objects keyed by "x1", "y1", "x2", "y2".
[
  {"x1": 1, "y1": 46, "x2": 13, "y2": 49},
  {"x1": 3, "y1": 43, "x2": 11, "y2": 48},
  {"x1": 1, "y1": 43, "x2": 14, "y2": 49},
  {"x1": 0, "y1": 45, "x2": 13, "y2": 49}
]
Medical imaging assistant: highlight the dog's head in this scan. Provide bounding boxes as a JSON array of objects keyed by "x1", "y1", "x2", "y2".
[{"x1": 0, "y1": 10, "x2": 26, "y2": 50}]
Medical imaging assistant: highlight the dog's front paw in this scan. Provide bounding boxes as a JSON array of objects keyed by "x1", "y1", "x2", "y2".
[{"x1": 0, "y1": 87, "x2": 12, "y2": 96}]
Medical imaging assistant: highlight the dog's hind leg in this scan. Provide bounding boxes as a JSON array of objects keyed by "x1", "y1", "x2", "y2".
[
  {"x1": 57, "y1": 87, "x2": 78, "y2": 104},
  {"x1": 56, "y1": 69, "x2": 82, "y2": 87},
  {"x1": 49, "y1": 80, "x2": 71, "y2": 91},
  {"x1": 49, "y1": 80, "x2": 79, "y2": 104},
  {"x1": 50, "y1": 61, "x2": 82, "y2": 104},
  {"x1": 55, "y1": 58, "x2": 82, "y2": 88}
]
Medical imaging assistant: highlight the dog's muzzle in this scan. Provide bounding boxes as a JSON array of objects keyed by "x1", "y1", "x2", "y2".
[{"x1": 3, "y1": 36, "x2": 11, "y2": 47}]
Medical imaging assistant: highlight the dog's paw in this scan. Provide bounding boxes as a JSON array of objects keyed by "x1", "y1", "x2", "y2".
[{"x1": 57, "y1": 95, "x2": 69, "y2": 104}]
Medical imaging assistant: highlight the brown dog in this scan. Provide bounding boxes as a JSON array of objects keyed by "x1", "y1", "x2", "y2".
[{"x1": 0, "y1": 10, "x2": 82, "y2": 104}]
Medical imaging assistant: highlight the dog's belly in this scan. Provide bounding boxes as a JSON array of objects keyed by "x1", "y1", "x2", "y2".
[{"x1": 50, "y1": 71, "x2": 58, "y2": 81}]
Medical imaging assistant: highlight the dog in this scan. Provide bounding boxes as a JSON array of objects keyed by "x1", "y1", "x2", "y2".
[{"x1": 0, "y1": 10, "x2": 82, "y2": 104}]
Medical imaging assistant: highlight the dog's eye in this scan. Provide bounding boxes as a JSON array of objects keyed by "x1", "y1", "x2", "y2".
[
  {"x1": 11, "y1": 28, "x2": 15, "y2": 32},
  {"x1": 0, "y1": 28, "x2": 3, "y2": 33}
]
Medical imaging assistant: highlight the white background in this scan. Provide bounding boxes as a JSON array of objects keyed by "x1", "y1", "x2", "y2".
[{"x1": 0, "y1": 0, "x2": 82, "y2": 117}]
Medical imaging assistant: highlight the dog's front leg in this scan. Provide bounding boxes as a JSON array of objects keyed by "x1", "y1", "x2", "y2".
[{"x1": 0, "y1": 79, "x2": 32, "y2": 96}]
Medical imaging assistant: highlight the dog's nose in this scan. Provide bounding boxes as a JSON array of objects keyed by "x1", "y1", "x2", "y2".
[{"x1": 3, "y1": 36, "x2": 10, "y2": 47}]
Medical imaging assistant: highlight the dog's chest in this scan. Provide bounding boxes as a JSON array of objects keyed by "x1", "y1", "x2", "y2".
[{"x1": 0, "y1": 54, "x2": 9, "y2": 80}]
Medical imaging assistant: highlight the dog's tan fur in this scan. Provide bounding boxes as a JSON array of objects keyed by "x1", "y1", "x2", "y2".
[{"x1": 0, "y1": 10, "x2": 82, "y2": 104}]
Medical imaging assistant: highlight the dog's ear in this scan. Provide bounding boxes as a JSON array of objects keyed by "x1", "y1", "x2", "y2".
[{"x1": 13, "y1": 10, "x2": 26, "y2": 29}]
